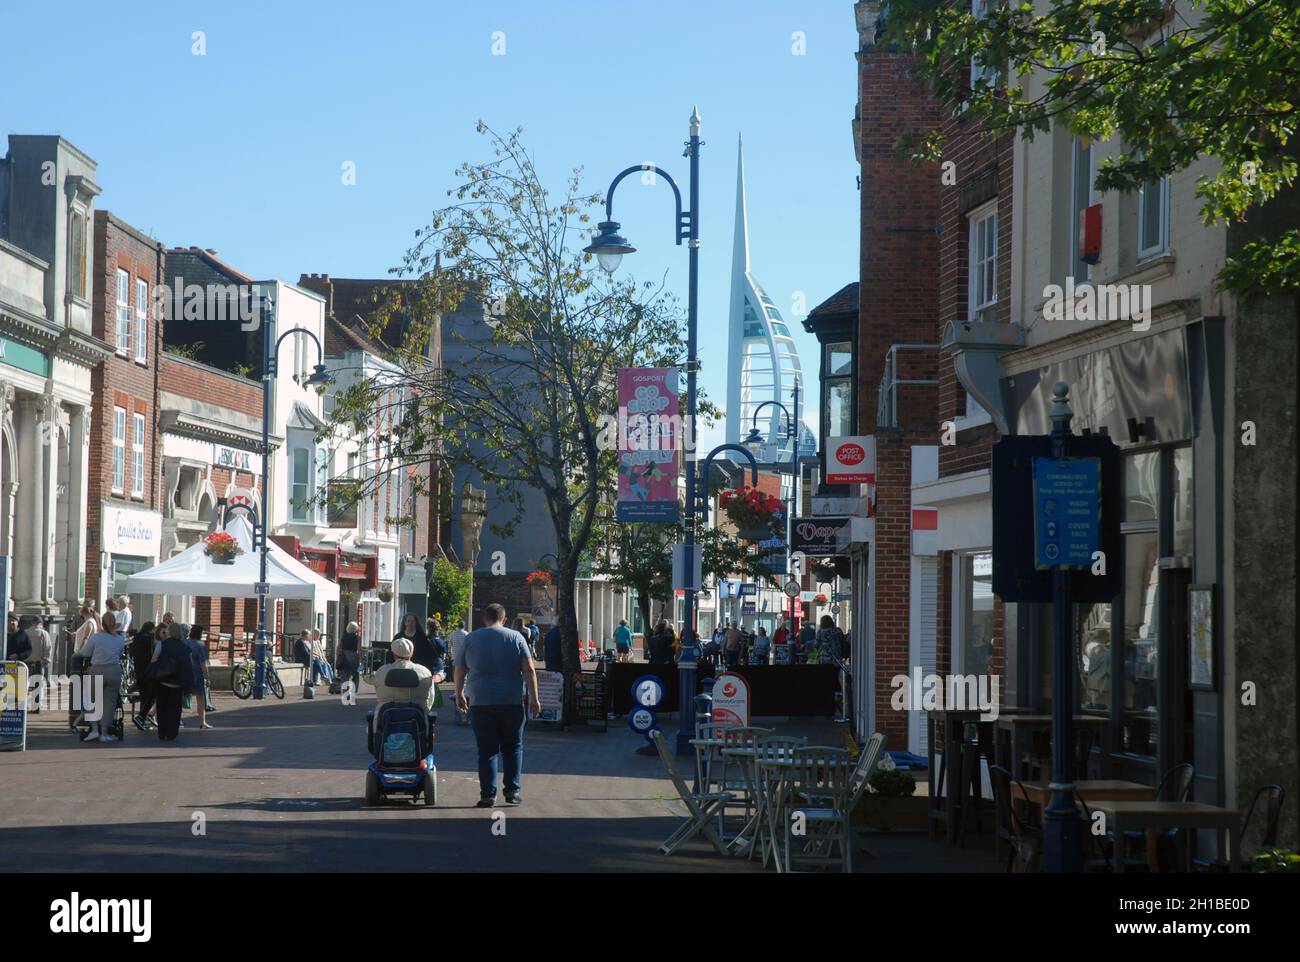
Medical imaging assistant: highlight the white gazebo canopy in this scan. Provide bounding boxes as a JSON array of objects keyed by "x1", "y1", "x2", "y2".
[{"x1": 127, "y1": 514, "x2": 339, "y2": 606}]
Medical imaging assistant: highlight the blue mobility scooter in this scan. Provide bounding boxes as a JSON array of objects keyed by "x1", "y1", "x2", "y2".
[{"x1": 365, "y1": 667, "x2": 437, "y2": 806}]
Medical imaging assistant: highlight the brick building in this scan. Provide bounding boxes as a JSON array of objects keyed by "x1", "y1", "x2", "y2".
[
  {"x1": 86, "y1": 212, "x2": 166, "y2": 614},
  {"x1": 838, "y1": 0, "x2": 945, "y2": 751}
]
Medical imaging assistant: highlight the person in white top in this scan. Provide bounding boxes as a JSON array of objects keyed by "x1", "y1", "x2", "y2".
[
  {"x1": 447, "y1": 621, "x2": 469, "y2": 724},
  {"x1": 76, "y1": 611, "x2": 126, "y2": 742},
  {"x1": 371, "y1": 637, "x2": 435, "y2": 713},
  {"x1": 114, "y1": 595, "x2": 133, "y2": 637},
  {"x1": 25, "y1": 617, "x2": 52, "y2": 713}
]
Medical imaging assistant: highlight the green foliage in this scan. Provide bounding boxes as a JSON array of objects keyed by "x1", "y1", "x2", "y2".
[
  {"x1": 882, "y1": 0, "x2": 1300, "y2": 295},
  {"x1": 426, "y1": 558, "x2": 472, "y2": 627},
  {"x1": 1251, "y1": 848, "x2": 1300, "y2": 873},
  {"x1": 869, "y1": 767, "x2": 918, "y2": 797}
]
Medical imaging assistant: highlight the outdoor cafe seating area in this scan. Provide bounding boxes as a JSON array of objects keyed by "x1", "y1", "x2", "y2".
[
  {"x1": 651, "y1": 708, "x2": 1286, "y2": 872},
  {"x1": 651, "y1": 722, "x2": 887, "y2": 873}
]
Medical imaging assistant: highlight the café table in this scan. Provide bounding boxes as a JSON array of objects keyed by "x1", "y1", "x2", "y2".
[
  {"x1": 1087, "y1": 800, "x2": 1239, "y2": 873},
  {"x1": 1011, "y1": 779, "x2": 1155, "y2": 807},
  {"x1": 994, "y1": 714, "x2": 1110, "y2": 780},
  {"x1": 755, "y1": 751, "x2": 852, "y2": 873},
  {"x1": 927, "y1": 709, "x2": 999, "y2": 845},
  {"x1": 720, "y1": 746, "x2": 795, "y2": 864}
]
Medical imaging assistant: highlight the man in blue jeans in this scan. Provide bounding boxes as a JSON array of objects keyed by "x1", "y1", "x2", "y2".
[{"x1": 454, "y1": 603, "x2": 541, "y2": 807}]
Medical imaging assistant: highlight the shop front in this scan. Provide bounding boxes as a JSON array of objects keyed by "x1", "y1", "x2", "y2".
[
  {"x1": 1001, "y1": 321, "x2": 1222, "y2": 805},
  {"x1": 100, "y1": 502, "x2": 162, "y2": 625},
  {"x1": 270, "y1": 536, "x2": 379, "y2": 650}
]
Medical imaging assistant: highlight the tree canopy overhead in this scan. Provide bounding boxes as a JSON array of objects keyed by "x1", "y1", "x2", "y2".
[{"x1": 882, "y1": 0, "x2": 1299, "y2": 294}]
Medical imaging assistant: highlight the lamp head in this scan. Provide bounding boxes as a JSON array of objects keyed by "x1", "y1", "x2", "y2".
[
  {"x1": 307, "y1": 363, "x2": 334, "y2": 386},
  {"x1": 743, "y1": 427, "x2": 765, "y2": 460},
  {"x1": 583, "y1": 221, "x2": 636, "y2": 274}
]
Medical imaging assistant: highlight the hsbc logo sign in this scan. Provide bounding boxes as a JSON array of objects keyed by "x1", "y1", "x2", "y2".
[{"x1": 827, "y1": 435, "x2": 874, "y2": 485}]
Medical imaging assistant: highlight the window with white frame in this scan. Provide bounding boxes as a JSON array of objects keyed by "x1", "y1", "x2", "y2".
[
  {"x1": 968, "y1": 202, "x2": 998, "y2": 323},
  {"x1": 112, "y1": 407, "x2": 126, "y2": 492},
  {"x1": 953, "y1": 551, "x2": 995, "y2": 675},
  {"x1": 116, "y1": 269, "x2": 131, "y2": 353},
  {"x1": 1138, "y1": 176, "x2": 1169, "y2": 259},
  {"x1": 131, "y1": 413, "x2": 145, "y2": 498},
  {"x1": 135, "y1": 277, "x2": 148, "y2": 363},
  {"x1": 291, "y1": 445, "x2": 312, "y2": 522},
  {"x1": 316, "y1": 447, "x2": 329, "y2": 525}
]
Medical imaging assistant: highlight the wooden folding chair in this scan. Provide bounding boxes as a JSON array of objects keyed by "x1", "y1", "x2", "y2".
[{"x1": 652, "y1": 730, "x2": 734, "y2": 856}]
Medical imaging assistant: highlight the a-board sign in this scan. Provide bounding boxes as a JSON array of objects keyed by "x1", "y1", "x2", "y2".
[
  {"x1": 535, "y1": 670, "x2": 564, "y2": 722},
  {"x1": 711, "y1": 672, "x2": 750, "y2": 727},
  {"x1": 0, "y1": 662, "x2": 30, "y2": 752}
]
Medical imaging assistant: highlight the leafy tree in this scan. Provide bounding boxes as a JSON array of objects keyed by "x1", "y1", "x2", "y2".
[
  {"x1": 328, "y1": 124, "x2": 685, "y2": 694},
  {"x1": 426, "y1": 558, "x2": 473, "y2": 627},
  {"x1": 882, "y1": 0, "x2": 1300, "y2": 294}
]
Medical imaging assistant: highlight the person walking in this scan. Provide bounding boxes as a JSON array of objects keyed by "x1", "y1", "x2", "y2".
[
  {"x1": 648, "y1": 621, "x2": 675, "y2": 665},
  {"x1": 185, "y1": 624, "x2": 213, "y2": 729},
  {"x1": 815, "y1": 615, "x2": 846, "y2": 665},
  {"x1": 6, "y1": 614, "x2": 31, "y2": 666},
  {"x1": 152, "y1": 623, "x2": 194, "y2": 742},
  {"x1": 797, "y1": 619, "x2": 817, "y2": 664},
  {"x1": 76, "y1": 611, "x2": 125, "y2": 742},
  {"x1": 447, "y1": 620, "x2": 468, "y2": 664},
  {"x1": 454, "y1": 603, "x2": 541, "y2": 808},
  {"x1": 337, "y1": 621, "x2": 362, "y2": 693},
  {"x1": 753, "y1": 626, "x2": 772, "y2": 665},
  {"x1": 542, "y1": 622, "x2": 563, "y2": 676},
  {"x1": 24, "y1": 616, "x2": 52, "y2": 713},
  {"x1": 613, "y1": 618, "x2": 633, "y2": 662},
  {"x1": 130, "y1": 621, "x2": 157, "y2": 731}
]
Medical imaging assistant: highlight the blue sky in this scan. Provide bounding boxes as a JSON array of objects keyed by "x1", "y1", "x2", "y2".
[{"x1": 1, "y1": 0, "x2": 859, "y2": 451}]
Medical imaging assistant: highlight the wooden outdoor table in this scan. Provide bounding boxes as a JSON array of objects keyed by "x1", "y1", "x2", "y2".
[
  {"x1": 994, "y1": 714, "x2": 1110, "y2": 780},
  {"x1": 1088, "y1": 800, "x2": 1239, "y2": 873},
  {"x1": 926, "y1": 709, "x2": 998, "y2": 845},
  {"x1": 1011, "y1": 779, "x2": 1155, "y2": 807}
]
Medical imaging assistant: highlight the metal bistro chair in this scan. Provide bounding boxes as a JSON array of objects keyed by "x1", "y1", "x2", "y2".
[
  {"x1": 782, "y1": 746, "x2": 854, "y2": 873},
  {"x1": 1237, "y1": 784, "x2": 1286, "y2": 868},
  {"x1": 694, "y1": 722, "x2": 739, "y2": 799},
  {"x1": 651, "y1": 729, "x2": 734, "y2": 857},
  {"x1": 990, "y1": 764, "x2": 1042, "y2": 873},
  {"x1": 751, "y1": 734, "x2": 809, "y2": 866},
  {"x1": 1074, "y1": 787, "x2": 1115, "y2": 872},
  {"x1": 709, "y1": 725, "x2": 773, "y2": 836},
  {"x1": 1119, "y1": 762, "x2": 1194, "y2": 871},
  {"x1": 792, "y1": 732, "x2": 886, "y2": 872}
]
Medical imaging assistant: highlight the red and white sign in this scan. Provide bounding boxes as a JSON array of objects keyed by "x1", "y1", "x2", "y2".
[
  {"x1": 827, "y1": 435, "x2": 875, "y2": 485},
  {"x1": 711, "y1": 672, "x2": 750, "y2": 727}
]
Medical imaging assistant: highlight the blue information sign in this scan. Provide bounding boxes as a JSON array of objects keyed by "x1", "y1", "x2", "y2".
[{"x1": 1032, "y1": 457, "x2": 1101, "y2": 569}]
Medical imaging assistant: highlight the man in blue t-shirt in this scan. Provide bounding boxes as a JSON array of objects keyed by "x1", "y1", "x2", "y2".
[{"x1": 454, "y1": 604, "x2": 541, "y2": 807}]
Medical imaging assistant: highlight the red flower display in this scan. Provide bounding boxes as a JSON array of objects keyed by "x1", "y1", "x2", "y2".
[
  {"x1": 525, "y1": 570, "x2": 553, "y2": 587},
  {"x1": 719, "y1": 485, "x2": 785, "y2": 538},
  {"x1": 203, "y1": 531, "x2": 244, "y2": 563}
]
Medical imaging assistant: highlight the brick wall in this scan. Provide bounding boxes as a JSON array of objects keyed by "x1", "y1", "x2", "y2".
[
  {"x1": 87, "y1": 212, "x2": 164, "y2": 601},
  {"x1": 159, "y1": 354, "x2": 262, "y2": 415}
]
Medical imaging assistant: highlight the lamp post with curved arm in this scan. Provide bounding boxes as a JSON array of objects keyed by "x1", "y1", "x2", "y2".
[
  {"x1": 743, "y1": 378, "x2": 802, "y2": 633},
  {"x1": 585, "y1": 107, "x2": 704, "y2": 755},
  {"x1": 253, "y1": 292, "x2": 333, "y2": 700}
]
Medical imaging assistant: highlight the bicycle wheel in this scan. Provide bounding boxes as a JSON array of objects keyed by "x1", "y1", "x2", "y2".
[
  {"x1": 267, "y1": 669, "x2": 285, "y2": 700},
  {"x1": 232, "y1": 667, "x2": 253, "y2": 699}
]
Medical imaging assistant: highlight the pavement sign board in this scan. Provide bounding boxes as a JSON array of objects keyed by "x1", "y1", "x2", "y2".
[{"x1": 0, "y1": 662, "x2": 29, "y2": 752}]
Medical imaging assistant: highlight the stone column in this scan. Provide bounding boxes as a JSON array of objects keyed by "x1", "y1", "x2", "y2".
[
  {"x1": 38, "y1": 394, "x2": 59, "y2": 609},
  {"x1": 64, "y1": 405, "x2": 90, "y2": 610}
]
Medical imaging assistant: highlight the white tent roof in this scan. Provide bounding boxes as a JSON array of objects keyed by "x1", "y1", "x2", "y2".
[{"x1": 127, "y1": 514, "x2": 339, "y2": 606}]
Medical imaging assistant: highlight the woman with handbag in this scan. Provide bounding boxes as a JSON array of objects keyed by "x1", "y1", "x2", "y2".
[{"x1": 151, "y1": 623, "x2": 195, "y2": 741}]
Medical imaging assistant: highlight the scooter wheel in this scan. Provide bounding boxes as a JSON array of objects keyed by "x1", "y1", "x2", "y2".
[
  {"x1": 365, "y1": 771, "x2": 381, "y2": 807},
  {"x1": 423, "y1": 771, "x2": 437, "y2": 806}
]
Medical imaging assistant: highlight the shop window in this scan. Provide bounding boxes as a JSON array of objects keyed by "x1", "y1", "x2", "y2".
[
  {"x1": 968, "y1": 202, "x2": 998, "y2": 323},
  {"x1": 955, "y1": 552, "x2": 995, "y2": 676},
  {"x1": 1172, "y1": 446, "x2": 1193, "y2": 557},
  {"x1": 1121, "y1": 531, "x2": 1160, "y2": 755},
  {"x1": 1123, "y1": 451, "x2": 1159, "y2": 522},
  {"x1": 1067, "y1": 136, "x2": 1095, "y2": 284},
  {"x1": 1077, "y1": 601, "x2": 1113, "y2": 712},
  {"x1": 1138, "y1": 176, "x2": 1169, "y2": 259}
]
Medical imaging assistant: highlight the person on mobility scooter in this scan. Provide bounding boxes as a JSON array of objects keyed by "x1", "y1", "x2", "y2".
[{"x1": 366, "y1": 637, "x2": 439, "y2": 806}]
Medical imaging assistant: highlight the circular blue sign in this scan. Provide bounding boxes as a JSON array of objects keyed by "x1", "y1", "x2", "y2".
[
  {"x1": 628, "y1": 706, "x2": 658, "y2": 737},
  {"x1": 631, "y1": 675, "x2": 666, "y2": 709}
]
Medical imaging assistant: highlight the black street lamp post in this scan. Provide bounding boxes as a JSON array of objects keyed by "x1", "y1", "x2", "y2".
[
  {"x1": 587, "y1": 107, "x2": 706, "y2": 754},
  {"x1": 253, "y1": 292, "x2": 333, "y2": 700},
  {"x1": 744, "y1": 378, "x2": 802, "y2": 629}
]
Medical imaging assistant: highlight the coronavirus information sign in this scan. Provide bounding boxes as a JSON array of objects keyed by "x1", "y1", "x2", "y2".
[{"x1": 1032, "y1": 457, "x2": 1101, "y2": 569}]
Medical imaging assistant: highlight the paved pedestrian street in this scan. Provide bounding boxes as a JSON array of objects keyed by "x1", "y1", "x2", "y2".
[{"x1": 1, "y1": 684, "x2": 996, "y2": 873}]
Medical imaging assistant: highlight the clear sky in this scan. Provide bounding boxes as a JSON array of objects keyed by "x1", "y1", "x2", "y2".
[{"x1": 1, "y1": 0, "x2": 860, "y2": 453}]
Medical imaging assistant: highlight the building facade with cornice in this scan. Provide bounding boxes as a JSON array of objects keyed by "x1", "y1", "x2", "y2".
[{"x1": 0, "y1": 134, "x2": 113, "y2": 649}]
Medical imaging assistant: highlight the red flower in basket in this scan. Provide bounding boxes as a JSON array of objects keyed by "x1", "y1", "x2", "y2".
[
  {"x1": 526, "y1": 570, "x2": 553, "y2": 587},
  {"x1": 815, "y1": 593, "x2": 829, "y2": 604},
  {"x1": 204, "y1": 531, "x2": 244, "y2": 563}
]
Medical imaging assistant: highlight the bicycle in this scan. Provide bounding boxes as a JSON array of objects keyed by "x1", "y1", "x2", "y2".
[
  {"x1": 358, "y1": 649, "x2": 387, "y2": 687},
  {"x1": 231, "y1": 646, "x2": 286, "y2": 700}
]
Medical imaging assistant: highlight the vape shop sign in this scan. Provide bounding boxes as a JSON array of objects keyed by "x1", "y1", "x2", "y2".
[{"x1": 791, "y1": 517, "x2": 851, "y2": 558}]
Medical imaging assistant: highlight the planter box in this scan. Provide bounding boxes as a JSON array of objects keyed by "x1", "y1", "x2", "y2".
[{"x1": 853, "y1": 793, "x2": 930, "y2": 832}]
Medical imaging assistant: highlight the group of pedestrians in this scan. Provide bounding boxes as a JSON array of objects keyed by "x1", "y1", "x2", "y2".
[{"x1": 5, "y1": 613, "x2": 53, "y2": 711}]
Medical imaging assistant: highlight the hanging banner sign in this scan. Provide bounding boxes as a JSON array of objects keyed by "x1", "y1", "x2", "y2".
[
  {"x1": 791, "y1": 517, "x2": 851, "y2": 557},
  {"x1": 616, "y1": 367, "x2": 680, "y2": 522}
]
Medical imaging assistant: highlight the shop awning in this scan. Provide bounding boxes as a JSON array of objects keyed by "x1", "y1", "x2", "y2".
[{"x1": 127, "y1": 515, "x2": 339, "y2": 606}]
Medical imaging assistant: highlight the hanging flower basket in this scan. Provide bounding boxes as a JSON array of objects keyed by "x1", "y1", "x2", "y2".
[
  {"x1": 204, "y1": 531, "x2": 243, "y2": 565},
  {"x1": 526, "y1": 570, "x2": 553, "y2": 587},
  {"x1": 377, "y1": 587, "x2": 394, "y2": 603},
  {"x1": 815, "y1": 593, "x2": 830, "y2": 604},
  {"x1": 719, "y1": 486, "x2": 785, "y2": 541}
]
